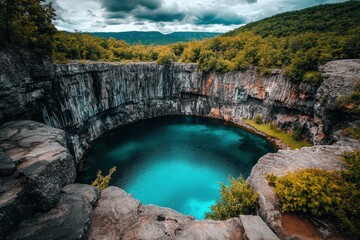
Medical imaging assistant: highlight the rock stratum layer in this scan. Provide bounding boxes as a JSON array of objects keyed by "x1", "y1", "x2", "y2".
[{"x1": 0, "y1": 49, "x2": 359, "y2": 239}]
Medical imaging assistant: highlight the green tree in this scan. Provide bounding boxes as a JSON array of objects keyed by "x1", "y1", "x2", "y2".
[
  {"x1": 0, "y1": 0, "x2": 56, "y2": 55},
  {"x1": 205, "y1": 176, "x2": 258, "y2": 220}
]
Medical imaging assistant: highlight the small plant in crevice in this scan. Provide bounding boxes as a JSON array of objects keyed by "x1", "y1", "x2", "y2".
[
  {"x1": 92, "y1": 166, "x2": 117, "y2": 191},
  {"x1": 266, "y1": 173, "x2": 277, "y2": 186},
  {"x1": 205, "y1": 175, "x2": 258, "y2": 220}
]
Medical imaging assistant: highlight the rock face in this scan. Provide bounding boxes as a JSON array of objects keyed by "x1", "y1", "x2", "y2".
[
  {"x1": 45, "y1": 60, "x2": 359, "y2": 161},
  {"x1": 1, "y1": 48, "x2": 359, "y2": 162},
  {"x1": 0, "y1": 48, "x2": 53, "y2": 124},
  {"x1": 45, "y1": 63, "x2": 321, "y2": 162},
  {"x1": 0, "y1": 121, "x2": 75, "y2": 238},
  {"x1": 89, "y1": 187, "x2": 245, "y2": 240},
  {"x1": 316, "y1": 59, "x2": 360, "y2": 138}
]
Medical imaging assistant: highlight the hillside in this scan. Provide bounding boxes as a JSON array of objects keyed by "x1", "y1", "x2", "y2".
[
  {"x1": 52, "y1": 1, "x2": 360, "y2": 83},
  {"x1": 89, "y1": 31, "x2": 221, "y2": 45},
  {"x1": 225, "y1": 1, "x2": 360, "y2": 37}
]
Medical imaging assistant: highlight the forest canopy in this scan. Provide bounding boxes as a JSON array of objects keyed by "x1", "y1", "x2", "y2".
[
  {"x1": 51, "y1": 1, "x2": 360, "y2": 83},
  {"x1": 0, "y1": 0, "x2": 56, "y2": 55},
  {"x1": 1, "y1": 0, "x2": 359, "y2": 83}
]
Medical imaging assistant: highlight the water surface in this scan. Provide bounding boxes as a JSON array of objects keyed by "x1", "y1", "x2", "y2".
[{"x1": 76, "y1": 116, "x2": 275, "y2": 219}]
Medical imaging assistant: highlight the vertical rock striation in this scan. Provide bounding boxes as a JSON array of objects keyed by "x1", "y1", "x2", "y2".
[
  {"x1": 1, "y1": 48, "x2": 359, "y2": 161},
  {"x1": 43, "y1": 63, "x2": 321, "y2": 161}
]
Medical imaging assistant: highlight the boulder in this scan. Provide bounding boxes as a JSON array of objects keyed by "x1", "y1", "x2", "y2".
[
  {"x1": 0, "y1": 120, "x2": 76, "y2": 211},
  {"x1": 7, "y1": 184, "x2": 99, "y2": 240},
  {"x1": 240, "y1": 215, "x2": 279, "y2": 240},
  {"x1": 0, "y1": 177, "x2": 32, "y2": 239},
  {"x1": 89, "y1": 186, "x2": 245, "y2": 240},
  {"x1": 175, "y1": 218, "x2": 243, "y2": 240}
]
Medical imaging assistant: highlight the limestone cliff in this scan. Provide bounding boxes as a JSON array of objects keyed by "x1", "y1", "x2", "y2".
[
  {"x1": 46, "y1": 63, "x2": 319, "y2": 161},
  {"x1": 1, "y1": 49, "x2": 359, "y2": 162}
]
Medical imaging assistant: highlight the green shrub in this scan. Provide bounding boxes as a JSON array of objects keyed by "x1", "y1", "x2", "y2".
[
  {"x1": 92, "y1": 166, "x2": 117, "y2": 191},
  {"x1": 274, "y1": 169, "x2": 342, "y2": 216},
  {"x1": 343, "y1": 127, "x2": 360, "y2": 140},
  {"x1": 341, "y1": 151, "x2": 360, "y2": 186},
  {"x1": 269, "y1": 122, "x2": 277, "y2": 130},
  {"x1": 270, "y1": 152, "x2": 360, "y2": 238},
  {"x1": 335, "y1": 151, "x2": 360, "y2": 238},
  {"x1": 302, "y1": 71, "x2": 322, "y2": 84},
  {"x1": 205, "y1": 176, "x2": 258, "y2": 220},
  {"x1": 254, "y1": 115, "x2": 264, "y2": 124}
]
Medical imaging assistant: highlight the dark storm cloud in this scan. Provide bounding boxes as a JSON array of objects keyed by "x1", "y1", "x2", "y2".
[
  {"x1": 195, "y1": 12, "x2": 245, "y2": 25},
  {"x1": 101, "y1": 0, "x2": 162, "y2": 12},
  {"x1": 105, "y1": 19, "x2": 125, "y2": 25},
  {"x1": 134, "y1": 10, "x2": 186, "y2": 22}
]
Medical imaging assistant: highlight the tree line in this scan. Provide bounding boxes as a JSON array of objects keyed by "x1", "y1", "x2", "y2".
[{"x1": 1, "y1": 0, "x2": 359, "y2": 83}]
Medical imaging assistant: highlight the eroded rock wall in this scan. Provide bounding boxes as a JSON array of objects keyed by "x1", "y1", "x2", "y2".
[
  {"x1": 43, "y1": 63, "x2": 320, "y2": 161},
  {"x1": 1, "y1": 48, "x2": 359, "y2": 162}
]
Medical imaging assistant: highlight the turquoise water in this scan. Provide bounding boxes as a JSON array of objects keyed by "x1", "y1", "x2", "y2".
[{"x1": 76, "y1": 116, "x2": 275, "y2": 219}]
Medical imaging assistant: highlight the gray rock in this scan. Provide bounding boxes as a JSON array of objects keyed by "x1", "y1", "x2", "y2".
[
  {"x1": 0, "y1": 177, "x2": 32, "y2": 239},
  {"x1": 62, "y1": 183, "x2": 100, "y2": 206},
  {"x1": 240, "y1": 215, "x2": 279, "y2": 240},
  {"x1": 175, "y1": 218, "x2": 243, "y2": 240},
  {"x1": 0, "y1": 121, "x2": 76, "y2": 211},
  {"x1": 316, "y1": 59, "x2": 360, "y2": 138},
  {"x1": 89, "y1": 187, "x2": 146, "y2": 240},
  {"x1": 89, "y1": 186, "x2": 245, "y2": 240},
  {"x1": 0, "y1": 150, "x2": 15, "y2": 176},
  {"x1": 7, "y1": 184, "x2": 99, "y2": 240},
  {"x1": 0, "y1": 48, "x2": 52, "y2": 125},
  {"x1": 44, "y1": 62, "x2": 321, "y2": 161}
]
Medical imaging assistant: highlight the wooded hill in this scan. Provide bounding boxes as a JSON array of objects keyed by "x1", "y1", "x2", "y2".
[
  {"x1": 89, "y1": 31, "x2": 221, "y2": 45},
  {"x1": 1, "y1": 0, "x2": 359, "y2": 83}
]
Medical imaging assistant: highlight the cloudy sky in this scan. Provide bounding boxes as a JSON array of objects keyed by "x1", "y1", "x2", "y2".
[{"x1": 48, "y1": 0, "x2": 348, "y2": 33}]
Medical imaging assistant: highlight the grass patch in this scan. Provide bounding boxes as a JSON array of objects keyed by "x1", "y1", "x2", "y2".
[{"x1": 244, "y1": 119, "x2": 312, "y2": 149}]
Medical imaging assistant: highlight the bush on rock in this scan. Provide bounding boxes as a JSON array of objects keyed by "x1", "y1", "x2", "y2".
[{"x1": 205, "y1": 175, "x2": 258, "y2": 220}]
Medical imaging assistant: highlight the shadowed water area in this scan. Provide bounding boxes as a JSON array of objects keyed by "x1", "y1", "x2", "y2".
[{"x1": 76, "y1": 116, "x2": 276, "y2": 219}]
